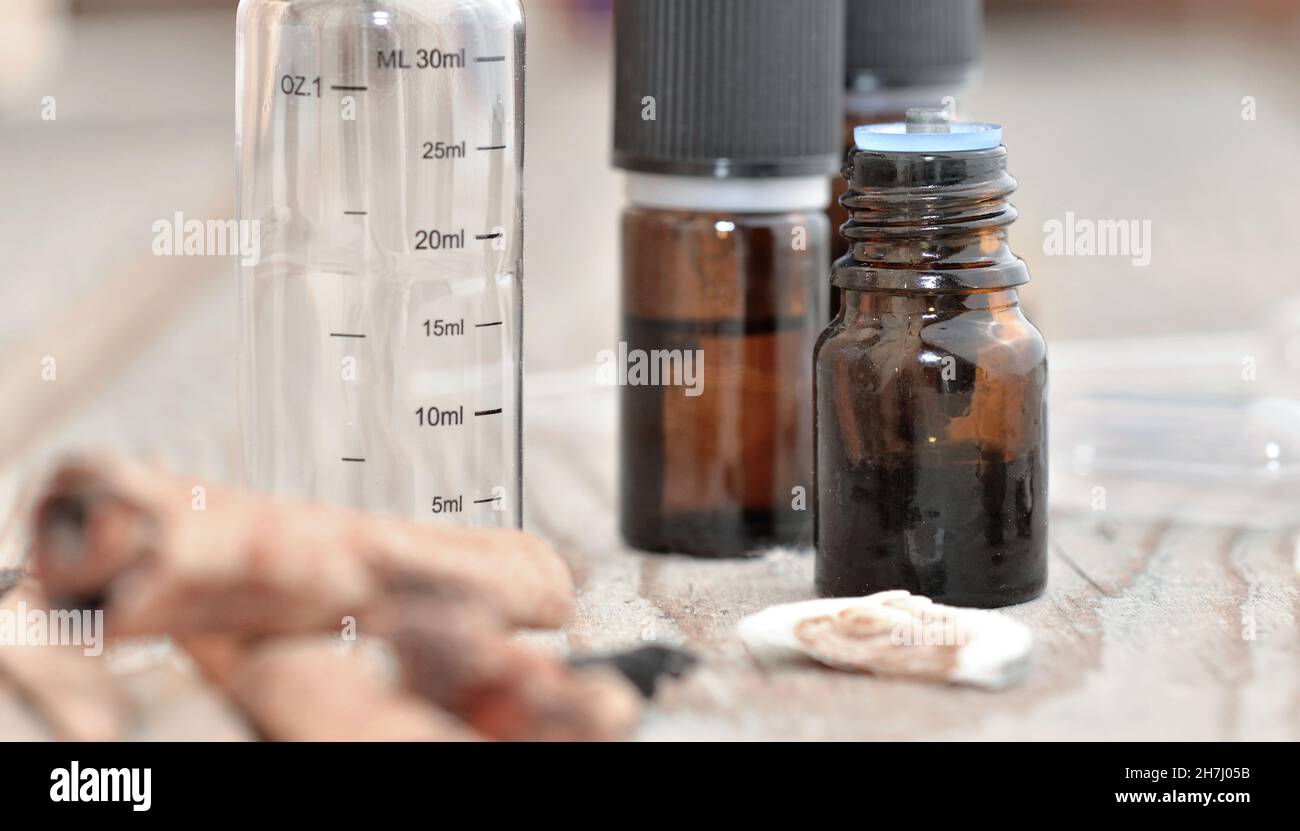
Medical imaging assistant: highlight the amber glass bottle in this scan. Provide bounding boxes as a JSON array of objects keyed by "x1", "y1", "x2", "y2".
[
  {"x1": 829, "y1": 0, "x2": 982, "y2": 313},
  {"x1": 621, "y1": 207, "x2": 826, "y2": 556},
  {"x1": 814, "y1": 117, "x2": 1047, "y2": 606},
  {"x1": 613, "y1": 0, "x2": 842, "y2": 556}
]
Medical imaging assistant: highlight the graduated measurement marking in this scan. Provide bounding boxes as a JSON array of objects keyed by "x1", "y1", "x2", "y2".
[
  {"x1": 347, "y1": 44, "x2": 507, "y2": 524},
  {"x1": 415, "y1": 405, "x2": 463, "y2": 427},
  {"x1": 341, "y1": 457, "x2": 366, "y2": 463},
  {"x1": 431, "y1": 494, "x2": 465, "y2": 515},
  {"x1": 413, "y1": 229, "x2": 502, "y2": 249},
  {"x1": 277, "y1": 77, "x2": 373, "y2": 97},
  {"x1": 423, "y1": 319, "x2": 464, "y2": 337},
  {"x1": 279, "y1": 75, "x2": 321, "y2": 97},
  {"x1": 344, "y1": 210, "x2": 368, "y2": 216},
  {"x1": 422, "y1": 141, "x2": 466, "y2": 160},
  {"x1": 378, "y1": 48, "x2": 466, "y2": 70},
  {"x1": 414, "y1": 229, "x2": 465, "y2": 250},
  {"x1": 330, "y1": 332, "x2": 366, "y2": 339}
]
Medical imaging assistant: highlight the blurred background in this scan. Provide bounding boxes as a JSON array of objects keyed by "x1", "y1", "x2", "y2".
[{"x1": 2, "y1": 0, "x2": 1299, "y2": 561}]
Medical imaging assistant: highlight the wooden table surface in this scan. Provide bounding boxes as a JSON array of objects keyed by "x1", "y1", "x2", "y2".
[
  {"x1": 4, "y1": 361, "x2": 1297, "y2": 740},
  {"x1": 1, "y1": 7, "x2": 1298, "y2": 741},
  {"x1": 523, "y1": 383, "x2": 1300, "y2": 741}
]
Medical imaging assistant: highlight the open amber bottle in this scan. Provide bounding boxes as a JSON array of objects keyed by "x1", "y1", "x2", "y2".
[{"x1": 815, "y1": 112, "x2": 1048, "y2": 607}]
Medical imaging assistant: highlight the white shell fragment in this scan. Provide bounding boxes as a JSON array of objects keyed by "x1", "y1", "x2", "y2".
[{"x1": 737, "y1": 591, "x2": 1033, "y2": 690}]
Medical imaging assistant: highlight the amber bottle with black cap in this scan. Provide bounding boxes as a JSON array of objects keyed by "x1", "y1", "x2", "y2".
[
  {"x1": 613, "y1": 0, "x2": 844, "y2": 557},
  {"x1": 829, "y1": 0, "x2": 983, "y2": 314},
  {"x1": 815, "y1": 111, "x2": 1047, "y2": 606}
]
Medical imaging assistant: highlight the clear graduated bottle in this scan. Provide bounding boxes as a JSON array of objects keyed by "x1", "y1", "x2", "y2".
[{"x1": 236, "y1": 0, "x2": 524, "y2": 528}]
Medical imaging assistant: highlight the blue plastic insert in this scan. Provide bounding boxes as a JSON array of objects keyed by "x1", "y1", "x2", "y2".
[{"x1": 854, "y1": 122, "x2": 1004, "y2": 153}]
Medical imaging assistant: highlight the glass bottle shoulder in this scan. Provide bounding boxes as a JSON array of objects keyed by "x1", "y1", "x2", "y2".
[{"x1": 816, "y1": 292, "x2": 1047, "y2": 381}]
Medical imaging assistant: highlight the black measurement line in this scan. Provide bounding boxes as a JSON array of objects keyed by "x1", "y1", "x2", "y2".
[
  {"x1": 474, "y1": 408, "x2": 503, "y2": 417},
  {"x1": 342, "y1": 457, "x2": 366, "y2": 463},
  {"x1": 477, "y1": 144, "x2": 507, "y2": 151},
  {"x1": 476, "y1": 56, "x2": 506, "y2": 63},
  {"x1": 473, "y1": 497, "x2": 499, "y2": 505},
  {"x1": 475, "y1": 321, "x2": 503, "y2": 328},
  {"x1": 331, "y1": 85, "x2": 369, "y2": 91},
  {"x1": 330, "y1": 333, "x2": 366, "y2": 339},
  {"x1": 344, "y1": 210, "x2": 368, "y2": 216},
  {"x1": 475, "y1": 232, "x2": 503, "y2": 240}
]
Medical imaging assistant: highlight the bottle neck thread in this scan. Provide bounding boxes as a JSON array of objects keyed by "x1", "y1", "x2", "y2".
[{"x1": 834, "y1": 146, "x2": 1027, "y2": 292}]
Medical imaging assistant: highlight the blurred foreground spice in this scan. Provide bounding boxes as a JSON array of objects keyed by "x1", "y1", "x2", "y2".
[{"x1": 0, "y1": 455, "x2": 677, "y2": 741}]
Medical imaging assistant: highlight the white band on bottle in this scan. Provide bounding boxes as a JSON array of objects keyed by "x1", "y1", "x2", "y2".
[{"x1": 625, "y1": 173, "x2": 831, "y2": 213}]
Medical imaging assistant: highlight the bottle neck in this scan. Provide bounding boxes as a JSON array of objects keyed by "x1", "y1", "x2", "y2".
[
  {"x1": 833, "y1": 146, "x2": 1027, "y2": 292},
  {"x1": 838, "y1": 287, "x2": 1022, "y2": 326}
]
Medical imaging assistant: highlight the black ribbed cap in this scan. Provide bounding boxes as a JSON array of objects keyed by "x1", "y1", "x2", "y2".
[
  {"x1": 613, "y1": 0, "x2": 844, "y2": 178},
  {"x1": 846, "y1": 0, "x2": 982, "y2": 90}
]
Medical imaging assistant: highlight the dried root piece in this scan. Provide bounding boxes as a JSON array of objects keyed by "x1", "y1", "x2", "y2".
[
  {"x1": 374, "y1": 596, "x2": 641, "y2": 741},
  {"x1": 0, "y1": 581, "x2": 128, "y2": 740},
  {"x1": 29, "y1": 455, "x2": 574, "y2": 635},
  {"x1": 22, "y1": 456, "x2": 643, "y2": 741},
  {"x1": 186, "y1": 636, "x2": 476, "y2": 742},
  {"x1": 738, "y1": 591, "x2": 1032, "y2": 689}
]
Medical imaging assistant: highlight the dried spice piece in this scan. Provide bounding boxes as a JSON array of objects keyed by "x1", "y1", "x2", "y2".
[
  {"x1": 373, "y1": 595, "x2": 641, "y2": 742},
  {"x1": 738, "y1": 591, "x2": 1032, "y2": 689},
  {"x1": 185, "y1": 594, "x2": 644, "y2": 741},
  {"x1": 29, "y1": 455, "x2": 574, "y2": 634},
  {"x1": 20, "y1": 457, "x2": 652, "y2": 742},
  {"x1": 186, "y1": 636, "x2": 476, "y2": 742}
]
